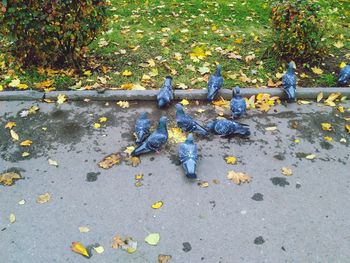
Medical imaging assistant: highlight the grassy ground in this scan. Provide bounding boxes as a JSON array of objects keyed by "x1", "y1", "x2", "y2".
[{"x1": 1, "y1": 0, "x2": 350, "y2": 91}]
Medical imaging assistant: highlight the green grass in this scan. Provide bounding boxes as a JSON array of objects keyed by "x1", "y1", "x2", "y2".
[{"x1": 1, "y1": 0, "x2": 350, "y2": 91}]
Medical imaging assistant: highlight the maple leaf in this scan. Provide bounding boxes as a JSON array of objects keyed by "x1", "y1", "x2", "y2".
[
  {"x1": 71, "y1": 242, "x2": 90, "y2": 258},
  {"x1": 8, "y1": 79, "x2": 21, "y2": 88},
  {"x1": 324, "y1": 136, "x2": 333, "y2": 142},
  {"x1": 0, "y1": 172, "x2": 22, "y2": 186},
  {"x1": 5, "y1": 121, "x2": 16, "y2": 129},
  {"x1": 321, "y1": 123, "x2": 332, "y2": 131},
  {"x1": 117, "y1": 101, "x2": 130, "y2": 108},
  {"x1": 225, "y1": 156, "x2": 237, "y2": 165},
  {"x1": 57, "y1": 94, "x2": 67, "y2": 104},
  {"x1": 94, "y1": 123, "x2": 101, "y2": 129},
  {"x1": 227, "y1": 171, "x2": 251, "y2": 185},
  {"x1": 98, "y1": 153, "x2": 121, "y2": 169},
  {"x1": 281, "y1": 167, "x2": 293, "y2": 176}
]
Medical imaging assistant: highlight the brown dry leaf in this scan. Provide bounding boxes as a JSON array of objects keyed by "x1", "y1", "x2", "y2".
[
  {"x1": 71, "y1": 242, "x2": 90, "y2": 258},
  {"x1": 227, "y1": 171, "x2": 251, "y2": 185},
  {"x1": 111, "y1": 235, "x2": 126, "y2": 249},
  {"x1": 98, "y1": 153, "x2": 121, "y2": 169},
  {"x1": 281, "y1": 167, "x2": 293, "y2": 176},
  {"x1": 126, "y1": 156, "x2": 141, "y2": 167},
  {"x1": 212, "y1": 97, "x2": 230, "y2": 109},
  {"x1": 36, "y1": 192, "x2": 51, "y2": 204},
  {"x1": 0, "y1": 172, "x2": 21, "y2": 186},
  {"x1": 158, "y1": 254, "x2": 172, "y2": 263}
]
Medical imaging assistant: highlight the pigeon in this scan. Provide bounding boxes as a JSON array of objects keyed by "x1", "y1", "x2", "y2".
[
  {"x1": 131, "y1": 116, "x2": 168, "y2": 156},
  {"x1": 282, "y1": 62, "x2": 297, "y2": 103},
  {"x1": 135, "y1": 112, "x2": 151, "y2": 143},
  {"x1": 338, "y1": 63, "x2": 350, "y2": 86},
  {"x1": 207, "y1": 118, "x2": 250, "y2": 137},
  {"x1": 207, "y1": 65, "x2": 224, "y2": 102},
  {"x1": 230, "y1": 86, "x2": 246, "y2": 119},
  {"x1": 157, "y1": 76, "x2": 173, "y2": 108},
  {"x1": 175, "y1": 103, "x2": 208, "y2": 135},
  {"x1": 179, "y1": 133, "x2": 198, "y2": 179}
]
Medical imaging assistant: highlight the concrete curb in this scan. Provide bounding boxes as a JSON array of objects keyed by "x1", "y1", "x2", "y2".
[{"x1": 0, "y1": 88, "x2": 349, "y2": 101}]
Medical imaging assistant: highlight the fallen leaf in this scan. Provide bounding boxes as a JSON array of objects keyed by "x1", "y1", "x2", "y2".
[
  {"x1": 324, "y1": 136, "x2": 333, "y2": 142},
  {"x1": 94, "y1": 246, "x2": 104, "y2": 254},
  {"x1": 48, "y1": 159, "x2": 58, "y2": 166},
  {"x1": 79, "y1": 227, "x2": 90, "y2": 233},
  {"x1": 0, "y1": 172, "x2": 21, "y2": 186},
  {"x1": 317, "y1": 92, "x2": 324, "y2": 102},
  {"x1": 265, "y1": 126, "x2": 277, "y2": 131},
  {"x1": 337, "y1": 106, "x2": 345, "y2": 113},
  {"x1": 158, "y1": 254, "x2": 172, "y2": 263},
  {"x1": 340, "y1": 62, "x2": 347, "y2": 69},
  {"x1": 117, "y1": 101, "x2": 130, "y2": 108},
  {"x1": 180, "y1": 99, "x2": 189, "y2": 106},
  {"x1": 9, "y1": 213, "x2": 16, "y2": 223},
  {"x1": 321, "y1": 123, "x2": 332, "y2": 131},
  {"x1": 36, "y1": 192, "x2": 51, "y2": 204},
  {"x1": 334, "y1": 41, "x2": 344, "y2": 49},
  {"x1": 152, "y1": 201, "x2": 163, "y2": 209},
  {"x1": 5, "y1": 122, "x2": 16, "y2": 129},
  {"x1": 124, "y1": 146, "x2": 135, "y2": 156},
  {"x1": 225, "y1": 156, "x2": 237, "y2": 165},
  {"x1": 198, "y1": 181, "x2": 209, "y2": 188},
  {"x1": 10, "y1": 130, "x2": 19, "y2": 141},
  {"x1": 122, "y1": 70, "x2": 133, "y2": 76},
  {"x1": 71, "y1": 242, "x2": 90, "y2": 258},
  {"x1": 98, "y1": 153, "x2": 121, "y2": 169},
  {"x1": 9, "y1": 79, "x2": 21, "y2": 88},
  {"x1": 311, "y1": 67, "x2": 323, "y2": 75},
  {"x1": 20, "y1": 140, "x2": 33, "y2": 147},
  {"x1": 111, "y1": 235, "x2": 125, "y2": 249},
  {"x1": 145, "y1": 233, "x2": 160, "y2": 246},
  {"x1": 94, "y1": 123, "x2": 101, "y2": 129},
  {"x1": 325, "y1": 93, "x2": 341, "y2": 106},
  {"x1": 227, "y1": 171, "x2": 251, "y2": 185},
  {"x1": 57, "y1": 94, "x2": 67, "y2": 104},
  {"x1": 168, "y1": 127, "x2": 187, "y2": 144},
  {"x1": 18, "y1": 199, "x2": 26, "y2": 205},
  {"x1": 99, "y1": 117, "x2": 107, "y2": 123},
  {"x1": 345, "y1": 125, "x2": 350, "y2": 134},
  {"x1": 297, "y1": 100, "x2": 312, "y2": 105},
  {"x1": 127, "y1": 156, "x2": 141, "y2": 167},
  {"x1": 305, "y1": 154, "x2": 316, "y2": 160},
  {"x1": 281, "y1": 167, "x2": 293, "y2": 176}
]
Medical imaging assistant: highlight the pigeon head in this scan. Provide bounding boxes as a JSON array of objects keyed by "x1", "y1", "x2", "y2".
[
  {"x1": 206, "y1": 121, "x2": 215, "y2": 131},
  {"x1": 175, "y1": 103, "x2": 185, "y2": 114},
  {"x1": 140, "y1": 112, "x2": 148, "y2": 119},
  {"x1": 186, "y1": 133, "x2": 194, "y2": 143},
  {"x1": 288, "y1": 61, "x2": 296, "y2": 72},
  {"x1": 214, "y1": 65, "x2": 222, "y2": 76},
  {"x1": 232, "y1": 86, "x2": 241, "y2": 96},
  {"x1": 159, "y1": 116, "x2": 168, "y2": 124},
  {"x1": 165, "y1": 76, "x2": 173, "y2": 84}
]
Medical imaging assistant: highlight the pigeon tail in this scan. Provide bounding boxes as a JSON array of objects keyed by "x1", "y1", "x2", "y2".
[
  {"x1": 195, "y1": 124, "x2": 209, "y2": 136},
  {"x1": 207, "y1": 90, "x2": 217, "y2": 102},
  {"x1": 285, "y1": 87, "x2": 296, "y2": 102},
  {"x1": 183, "y1": 159, "x2": 197, "y2": 179},
  {"x1": 135, "y1": 131, "x2": 147, "y2": 144},
  {"x1": 206, "y1": 121, "x2": 215, "y2": 132},
  {"x1": 131, "y1": 143, "x2": 151, "y2": 157}
]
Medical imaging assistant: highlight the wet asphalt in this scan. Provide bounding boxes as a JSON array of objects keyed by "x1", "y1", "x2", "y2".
[{"x1": 0, "y1": 100, "x2": 350, "y2": 263}]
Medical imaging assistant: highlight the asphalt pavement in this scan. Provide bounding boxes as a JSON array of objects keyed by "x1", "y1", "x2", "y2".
[{"x1": 0, "y1": 99, "x2": 349, "y2": 263}]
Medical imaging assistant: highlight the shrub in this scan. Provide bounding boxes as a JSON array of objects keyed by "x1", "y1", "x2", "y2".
[
  {"x1": 0, "y1": 0, "x2": 110, "y2": 68},
  {"x1": 271, "y1": 0, "x2": 326, "y2": 61}
]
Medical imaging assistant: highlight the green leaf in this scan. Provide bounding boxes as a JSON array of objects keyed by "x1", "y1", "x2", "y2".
[{"x1": 144, "y1": 233, "x2": 160, "y2": 246}]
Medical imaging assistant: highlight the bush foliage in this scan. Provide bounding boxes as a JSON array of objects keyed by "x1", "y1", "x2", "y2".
[
  {"x1": 271, "y1": 0, "x2": 326, "y2": 61},
  {"x1": 0, "y1": 0, "x2": 109, "y2": 68}
]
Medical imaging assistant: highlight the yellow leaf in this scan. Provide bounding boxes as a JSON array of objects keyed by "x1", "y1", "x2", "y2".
[
  {"x1": 99, "y1": 117, "x2": 107, "y2": 123},
  {"x1": 20, "y1": 140, "x2": 33, "y2": 147},
  {"x1": 168, "y1": 127, "x2": 187, "y2": 144},
  {"x1": 324, "y1": 136, "x2": 333, "y2": 142},
  {"x1": 281, "y1": 167, "x2": 293, "y2": 176},
  {"x1": 311, "y1": 67, "x2": 323, "y2": 75},
  {"x1": 151, "y1": 201, "x2": 163, "y2": 209},
  {"x1": 122, "y1": 70, "x2": 133, "y2": 76},
  {"x1": 83, "y1": 70, "x2": 92, "y2": 77},
  {"x1": 337, "y1": 106, "x2": 345, "y2": 113},
  {"x1": 18, "y1": 83, "x2": 28, "y2": 90},
  {"x1": 10, "y1": 130, "x2": 19, "y2": 141},
  {"x1": 124, "y1": 146, "x2": 135, "y2": 156},
  {"x1": 48, "y1": 159, "x2": 58, "y2": 166},
  {"x1": 71, "y1": 242, "x2": 90, "y2": 258},
  {"x1": 180, "y1": 99, "x2": 189, "y2": 106},
  {"x1": 198, "y1": 181, "x2": 209, "y2": 188},
  {"x1": 306, "y1": 154, "x2": 316, "y2": 160},
  {"x1": 227, "y1": 171, "x2": 251, "y2": 185},
  {"x1": 297, "y1": 100, "x2": 312, "y2": 105},
  {"x1": 28, "y1": 106, "x2": 39, "y2": 115},
  {"x1": 18, "y1": 199, "x2": 26, "y2": 205},
  {"x1": 98, "y1": 153, "x2": 121, "y2": 169},
  {"x1": 145, "y1": 233, "x2": 160, "y2": 246},
  {"x1": 9, "y1": 213, "x2": 16, "y2": 223},
  {"x1": 212, "y1": 97, "x2": 230, "y2": 109},
  {"x1": 79, "y1": 227, "x2": 90, "y2": 233},
  {"x1": 94, "y1": 123, "x2": 101, "y2": 129},
  {"x1": 22, "y1": 152, "x2": 30, "y2": 157},
  {"x1": 5, "y1": 121, "x2": 16, "y2": 129},
  {"x1": 265, "y1": 126, "x2": 277, "y2": 131},
  {"x1": 316, "y1": 92, "x2": 323, "y2": 102},
  {"x1": 275, "y1": 72, "x2": 284, "y2": 79},
  {"x1": 294, "y1": 139, "x2": 300, "y2": 144},
  {"x1": 94, "y1": 246, "x2": 104, "y2": 254},
  {"x1": 321, "y1": 123, "x2": 332, "y2": 131},
  {"x1": 57, "y1": 94, "x2": 67, "y2": 104},
  {"x1": 0, "y1": 172, "x2": 21, "y2": 186},
  {"x1": 35, "y1": 79, "x2": 53, "y2": 89},
  {"x1": 36, "y1": 192, "x2": 51, "y2": 204},
  {"x1": 340, "y1": 62, "x2": 347, "y2": 69},
  {"x1": 325, "y1": 93, "x2": 341, "y2": 106},
  {"x1": 225, "y1": 156, "x2": 237, "y2": 165},
  {"x1": 334, "y1": 41, "x2": 344, "y2": 49},
  {"x1": 345, "y1": 125, "x2": 350, "y2": 134},
  {"x1": 0, "y1": 84, "x2": 3, "y2": 91},
  {"x1": 9, "y1": 79, "x2": 21, "y2": 88},
  {"x1": 117, "y1": 101, "x2": 130, "y2": 108}
]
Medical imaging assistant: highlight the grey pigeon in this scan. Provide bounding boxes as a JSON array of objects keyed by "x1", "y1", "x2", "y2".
[
  {"x1": 282, "y1": 62, "x2": 297, "y2": 103},
  {"x1": 207, "y1": 118, "x2": 250, "y2": 137},
  {"x1": 131, "y1": 116, "x2": 168, "y2": 156},
  {"x1": 207, "y1": 65, "x2": 223, "y2": 102},
  {"x1": 157, "y1": 76, "x2": 173, "y2": 108},
  {"x1": 135, "y1": 112, "x2": 151, "y2": 143},
  {"x1": 179, "y1": 133, "x2": 198, "y2": 179},
  {"x1": 338, "y1": 63, "x2": 350, "y2": 86},
  {"x1": 230, "y1": 86, "x2": 246, "y2": 119},
  {"x1": 175, "y1": 103, "x2": 208, "y2": 135}
]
